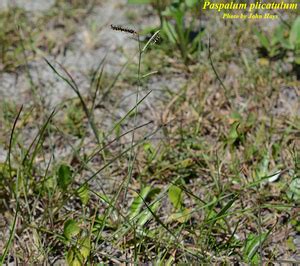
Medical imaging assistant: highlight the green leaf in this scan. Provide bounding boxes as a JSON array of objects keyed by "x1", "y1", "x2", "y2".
[
  {"x1": 168, "y1": 208, "x2": 191, "y2": 223},
  {"x1": 66, "y1": 247, "x2": 82, "y2": 266},
  {"x1": 66, "y1": 248, "x2": 75, "y2": 265},
  {"x1": 286, "y1": 237, "x2": 297, "y2": 251},
  {"x1": 271, "y1": 25, "x2": 283, "y2": 46},
  {"x1": 290, "y1": 16, "x2": 300, "y2": 49},
  {"x1": 43, "y1": 175, "x2": 56, "y2": 191},
  {"x1": 77, "y1": 184, "x2": 89, "y2": 205},
  {"x1": 79, "y1": 237, "x2": 90, "y2": 259},
  {"x1": 230, "y1": 111, "x2": 243, "y2": 121},
  {"x1": 137, "y1": 201, "x2": 160, "y2": 226},
  {"x1": 227, "y1": 121, "x2": 240, "y2": 146},
  {"x1": 129, "y1": 186, "x2": 152, "y2": 220},
  {"x1": 256, "y1": 153, "x2": 269, "y2": 179},
  {"x1": 179, "y1": 158, "x2": 194, "y2": 168},
  {"x1": 274, "y1": 25, "x2": 293, "y2": 49},
  {"x1": 243, "y1": 233, "x2": 268, "y2": 263},
  {"x1": 162, "y1": 20, "x2": 177, "y2": 44},
  {"x1": 57, "y1": 164, "x2": 73, "y2": 191},
  {"x1": 254, "y1": 28, "x2": 270, "y2": 50},
  {"x1": 168, "y1": 185, "x2": 183, "y2": 210},
  {"x1": 143, "y1": 142, "x2": 154, "y2": 153},
  {"x1": 64, "y1": 219, "x2": 80, "y2": 240}
]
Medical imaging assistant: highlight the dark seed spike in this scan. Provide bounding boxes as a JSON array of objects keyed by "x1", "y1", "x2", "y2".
[{"x1": 110, "y1": 24, "x2": 137, "y2": 35}]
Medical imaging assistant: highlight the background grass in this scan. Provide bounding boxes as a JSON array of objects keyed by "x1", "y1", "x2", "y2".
[{"x1": 0, "y1": 0, "x2": 299, "y2": 264}]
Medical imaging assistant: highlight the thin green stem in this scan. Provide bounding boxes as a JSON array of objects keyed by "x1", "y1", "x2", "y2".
[{"x1": 1, "y1": 106, "x2": 23, "y2": 264}]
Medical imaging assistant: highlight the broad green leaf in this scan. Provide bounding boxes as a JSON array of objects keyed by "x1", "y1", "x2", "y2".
[
  {"x1": 180, "y1": 158, "x2": 194, "y2": 168},
  {"x1": 64, "y1": 219, "x2": 80, "y2": 240},
  {"x1": 291, "y1": 217, "x2": 300, "y2": 232},
  {"x1": 290, "y1": 16, "x2": 300, "y2": 49},
  {"x1": 230, "y1": 111, "x2": 243, "y2": 122},
  {"x1": 57, "y1": 164, "x2": 73, "y2": 191},
  {"x1": 227, "y1": 121, "x2": 240, "y2": 146},
  {"x1": 256, "y1": 154, "x2": 269, "y2": 179},
  {"x1": 44, "y1": 175, "x2": 56, "y2": 191},
  {"x1": 78, "y1": 184, "x2": 89, "y2": 205},
  {"x1": 168, "y1": 208, "x2": 191, "y2": 223},
  {"x1": 286, "y1": 237, "x2": 297, "y2": 251},
  {"x1": 162, "y1": 20, "x2": 177, "y2": 44},
  {"x1": 271, "y1": 25, "x2": 283, "y2": 46},
  {"x1": 79, "y1": 237, "x2": 90, "y2": 259},
  {"x1": 66, "y1": 248, "x2": 75, "y2": 265},
  {"x1": 143, "y1": 142, "x2": 154, "y2": 153},
  {"x1": 254, "y1": 28, "x2": 270, "y2": 50},
  {"x1": 66, "y1": 248, "x2": 83, "y2": 266},
  {"x1": 274, "y1": 25, "x2": 293, "y2": 49},
  {"x1": 129, "y1": 186, "x2": 152, "y2": 220},
  {"x1": 143, "y1": 142, "x2": 158, "y2": 162},
  {"x1": 168, "y1": 185, "x2": 183, "y2": 210}
]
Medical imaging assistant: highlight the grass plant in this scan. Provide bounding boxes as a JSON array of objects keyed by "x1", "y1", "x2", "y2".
[{"x1": 0, "y1": 0, "x2": 299, "y2": 264}]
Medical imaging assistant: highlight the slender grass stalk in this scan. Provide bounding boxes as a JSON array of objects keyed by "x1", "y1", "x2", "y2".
[
  {"x1": 1, "y1": 106, "x2": 23, "y2": 265},
  {"x1": 90, "y1": 55, "x2": 107, "y2": 111},
  {"x1": 125, "y1": 33, "x2": 143, "y2": 200},
  {"x1": 53, "y1": 121, "x2": 167, "y2": 218},
  {"x1": 125, "y1": 30, "x2": 161, "y2": 199},
  {"x1": 208, "y1": 38, "x2": 232, "y2": 107}
]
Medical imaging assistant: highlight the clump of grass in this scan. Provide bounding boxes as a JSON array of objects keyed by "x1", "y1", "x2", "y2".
[
  {"x1": 0, "y1": 19, "x2": 164, "y2": 264},
  {"x1": 0, "y1": 0, "x2": 97, "y2": 72},
  {"x1": 0, "y1": 8, "x2": 29, "y2": 72}
]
